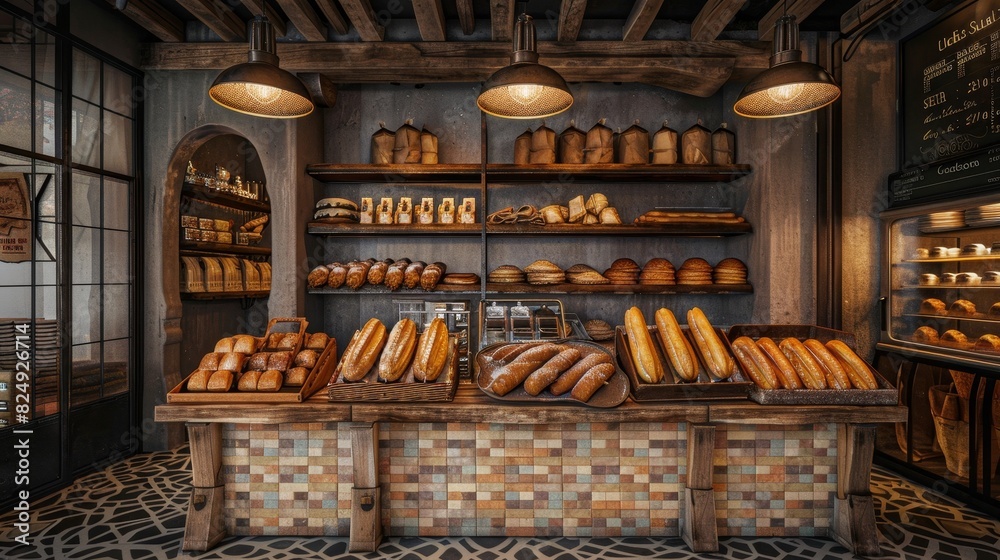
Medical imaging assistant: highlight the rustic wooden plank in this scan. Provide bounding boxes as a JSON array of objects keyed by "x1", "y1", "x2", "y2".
[
  {"x1": 758, "y1": 0, "x2": 825, "y2": 40},
  {"x1": 709, "y1": 404, "x2": 908, "y2": 424},
  {"x1": 490, "y1": 0, "x2": 515, "y2": 42},
  {"x1": 486, "y1": 282, "x2": 752, "y2": 295},
  {"x1": 339, "y1": 0, "x2": 385, "y2": 41},
  {"x1": 686, "y1": 423, "x2": 715, "y2": 490},
  {"x1": 155, "y1": 401, "x2": 352, "y2": 424},
  {"x1": 349, "y1": 487, "x2": 383, "y2": 551},
  {"x1": 833, "y1": 495, "x2": 881, "y2": 556},
  {"x1": 622, "y1": 0, "x2": 664, "y2": 41},
  {"x1": 182, "y1": 423, "x2": 225, "y2": 552},
  {"x1": 456, "y1": 0, "x2": 475, "y2": 35},
  {"x1": 682, "y1": 488, "x2": 719, "y2": 552},
  {"x1": 236, "y1": 0, "x2": 287, "y2": 37},
  {"x1": 690, "y1": 0, "x2": 744, "y2": 42},
  {"x1": 351, "y1": 422, "x2": 379, "y2": 487},
  {"x1": 413, "y1": 0, "x2": 447, "y2": 41},
  {"x1": 175, "y1": 0, "x2": 247, "y2": 42},
  {"x1": 838, "y1": 423, "x2": 876, "y2": 499},
  {"x1": 187, "y1": 423, "x2": 222, "y2": 487},
  {"x1": 108, "y1": 0, "x2": 185, "y2": 42},
  {"x1": 274, "y1": 0, "x2": 327, "y2": 41},
  {"x1": 556, "y1": 0, "x2": 587, "y2": 43},
  {"x1": 315, "y1": 0, "x2": 350, "y2": 34}
]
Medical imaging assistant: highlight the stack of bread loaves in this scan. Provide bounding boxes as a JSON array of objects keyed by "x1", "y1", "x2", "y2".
[
  {"x1": 713, "y1": 258, "x2": 748, "y2": 285},
  {"x1": 638, "y1": 258, "x2": 676, "y2": 286},
  {"x1": 524, "y1": 260, "x2": 566, "y2": 285},
  {"x1": 603, "y1": 258, "x2": 641, "y2": 285},
  {"x1": 676, "y1": 258, "x2": 713, "y2": 285},
  {"x1": 565, "y1": 264, "x2": 610, "y2": 285},
  {"x1": 488, "y1": 265, "x2": 526, "y2": 284}
]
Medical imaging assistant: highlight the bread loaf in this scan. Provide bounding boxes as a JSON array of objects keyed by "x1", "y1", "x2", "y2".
[
  {"x1": 404, "y1": 261, "x2": 426, "y2": 289},
  {"x1": 523, "y1": 347, "x2": 582, "y2": 396},
  {"x1": 654, "y1": 308, "x2": 698, "y2": 382},
  {"x1": 803, "y1": 339, "x2": 850, "y2": 390},
  {"x1": 549, "y1": 351, "x2": 613, "y2": 396},
  {"x1": 570, "y1": 362, "x2": 616, "y2": 402},
  {"x1": 238, "y1": 370, "x2": 262, "y2": 391},
  {"x1": 385, "y1": 262, "x2": 406, "y2": 291},
  {"x1": 420, "y1": 262, "x2": 447, "y2": 291},
  {"x1": 489, "y1": 343, "x2": 561, "y2": 396},
  {"x1": 340, "y1": 318, "x2": 387, "y2": 381},
  {"x1": 378, "y1": 318, "x2": 418, "y2": 382},
  {"x1": 285, "y1": 366, "x2": 309, "y2": 386},
  {"x1": 186, "y1": 369, "x2": 212, "y2": 392},
  {"x1": 686, "y1": 307, "x2": 735, "y2": 380},
  {"x1": 207, "y1": 370, "x2": 234, "y2": 392},
  {"x1": 214, "y1": 337, "x2": 234, "y2": 353},
  {"x1": 779, "y1": 337, "x2": 827, "y2": 390},
  {"x1": 413, "y1": 317, "x2": 449, "y2": 382},
  {"x1": 367, "y1": 261, "x2": 390, "y2": 285},
  {"x1": 756, "y1": 337, "x2": 803, "y2": 390},
  {"x1": 267, "y1": 351, "x2": 292, "y2": 372},
  {"x1": 326, "y1": 265, "x2": 347, "y2": 288},
  {"x1": 294, "y1": 349, "x2": 319, "y2": 369},
  {"x1": 247, "y1": 352, "x2": 270, "y2": 371},
  {"x1": 624, "y1": 306, "x2": 664, "y2": 383},
  {"x1": 219, "y1": 352, "x2": 245, "y2": 373},
  {"x1": 233, "y1": 335, "x2": 257, "y2": 354},
  {"x1": 199, "y1": 352, "x2": 223, "y2": 370},
  {"x1": 258, "y1": 369, "x2": 283, "y2": 392},
  {"x1": 730, "y1": 336, "x2": 779, "y2": 390},
  {"x1": 346, "y1": 262, "x2": 370, "y2": 290},
  {"x1": 490, "y1": 342, "x2": 542, "y2": 365},
  {"x1": 305, "y1": 332, "x2": 329, "y2": 350},
  {"x1": 824, "y1": 340, "x2": 877, "y2": 390}
]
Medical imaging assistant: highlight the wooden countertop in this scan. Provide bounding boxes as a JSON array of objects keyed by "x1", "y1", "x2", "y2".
[{"x1": 155, "y1": 382, "x2": 907, "y2": 425}]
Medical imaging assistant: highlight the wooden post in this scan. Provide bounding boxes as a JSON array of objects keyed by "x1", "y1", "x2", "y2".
[
  {"x1": 182, "y1": 422, "x2": 226, "y2": 551},
  {"x1": 833, "y1": 423, "x2": 880, "y2": 556},
  {"x1": 682, "y1": 423, "x2": 718, "y2": 552},
  {"x1": 349, "y1": 422, "x2": 382, "y2": 552}
]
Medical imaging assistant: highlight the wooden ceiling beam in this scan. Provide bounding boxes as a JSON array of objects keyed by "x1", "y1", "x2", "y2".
[
  {"x1": 758, "y1": 0, "x2": 825, "y2": 40},
  {"x1": 273, "y1": 0, "x2": 326, "y2": 41},
  {"x1": 490, "y1": 0, "x2": 514, "y2": 42},
  {"x1": 556, "y1": 0, "x2": 587, "y2": 44},
  {"x1": 691, "y1": 0, "x2": 744, "y2": 42},
  {"x1": 142, "y1": 40, "x2": 769, "y2": 97},
  {"x1": 622, "y1": 0, "x2": 664, "y2": 41},
  {"x1": 456, "y1": 0, "x2": 475, "y2": 35},
  {"x1": 338, "y1": 0, "x2": 384, "y2": 41},
  {"x1": 413, "y1": 0, "x2": 446, "y2": 41},
  {"x1": 314, "y1": 0, "x2": 350, "y2": 35},
  {"x1": 107, "y1": 0, "x2": 185, "y2": 43},
  {"x1": 175, "y1": 0, "x2": 246, "y2": 42},
  {"x1": 236, "y1": 0, "x2": 287, "y2": 37}
]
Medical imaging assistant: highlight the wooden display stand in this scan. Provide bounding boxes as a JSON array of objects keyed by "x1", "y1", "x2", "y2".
[
  {"x1": 682, "y1": 423, "x2": 717, "y2": 552},
  {"x1": 182, "y1": 423, "x2": 226, "y2": 551},
  {"x1": 349, "y1": 423, "x2": 383, "y2": 552}
]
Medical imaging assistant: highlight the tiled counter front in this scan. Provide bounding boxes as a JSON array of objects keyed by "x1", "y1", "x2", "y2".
[{"x1": 219, "y1": 421, "x2": 836, "y2": 539}]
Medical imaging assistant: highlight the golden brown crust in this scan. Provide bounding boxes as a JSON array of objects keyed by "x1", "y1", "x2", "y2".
[
  {"x1": 238, "y1": 370, "x2": 262, "y2": 391},
  {"x1": 919, "y1": 298, "x2": 946, "y2": 314},
  {"x1": 523, "y1": 347, "x2": 582, "y2": 396},
  {"x1": 346, "y1": 262, "x2": 370, "y2": 290},
  {"x1": 625, "y1": 306, "x2": 664, "y2": 383},
  {"x1": 731, "y1": 336, "x2": 779, "y2": 390},
  {"x1": 341, "y1": 318, "x2": 388, "y2": 381},
  {"x1": 779, "y1": 338, "x2": 827, "y2": 390},
  {"x1": 233, "y1": 335, "x2": 257, "y2": 354},
  {"x1": 285, "y1": 366, "x2": 309, "y2": 386},
  {"x1": 278, "y1": 334, "x2": 299, "y2": 350},
  {"x1": 247, "y1": 352, "x2": 269, "y2": 371},
  {"x1": 219, "y1": 352, "x2": 245, "y2": 372},
  {"x1": 912, "y1": 326, "x2": 940, "y2": 343},
  {"x1": 367, "y1": 261, "x2": 389, "y2": 285},
  {"x1": 207, "y1": 370, "x2": 234, "y2": 392},
  {"x1": 267, "y1": 351, "x2": 292, "y2": 372},
  {"x1": 404, "y1": 261, "x2": 426, "y2": 289},
  {"x1": 199, "y1": 352, "x2": 223, "y2": 370},
  {"x1": 294, "y1": 349, "x2": 319, "y2": 369},
  {"x1": 974, "y1": 334, "x2": 1000, "y2": 352},
  {"x1": 413, "y1": 317, "x2": 450, "y2": 382},
  {"x1": 570, "y1": 362, "x2": 616, "y2": 402},
  {"x1": 385, "y1": 263, "x2": 406, "y2": 291},
  {"x1": 378, "y1": 318, "x2": 418, "y2": 382},
  {"x1": 654, "y1": 308, "x2": 699, "y2": 382},
  {"x1": 308, "y1": 266, "x2": 330, "y2": 288},
  {"x1": 305, "y1": 332, "x2": 329, "y2": 350},
  {"x1": 420, "y1": 263, "x2": 446, "y2": 291},
  {"x1": 186, "y1": 369, "x2": 212, "y2": 392},
  {"x1": 257, "y1": 369, "x2": 283, "y2": 392},
  {"x1": 803, "y1": 339, "x2": 850, "y2": 390},
  {"x1": 214, "y1": 337, "x2": 234, "y2": 353},
  {"x1": 549, "y1": 351, "x2": 613, "y2": 396},
  {"x1": 757, "y1": 337, "x2": 803, "y2": 390},
  {"x1": 686, "y1": 307, "x2": 735, "y2": 379},
  {"x1": 825, "y1": 340, "x2": 878, "y2": 390},
  {"x1": 489, "y1": 343, "x2": 561, "y2": 396},
  {"x1": 948, "y1": 299, "x2": 977, "y2": 316},
  {"x1": 326, "y1": 265, "x2": 347, "y2": 288}
]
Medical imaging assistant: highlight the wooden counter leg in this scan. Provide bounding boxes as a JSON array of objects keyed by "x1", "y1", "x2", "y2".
[
  {"x1": 349, "y1": 422, "x2": 382, "y2": 552},
  {"x1": 182, "y1": 422, "x2": 226, "y2": 552},
  {"x1": 682, "y1": 423, "x2": 718, "y2": 553},
  {"x1": 833, "y1": 423, "x2": 880, "y2": 556}
]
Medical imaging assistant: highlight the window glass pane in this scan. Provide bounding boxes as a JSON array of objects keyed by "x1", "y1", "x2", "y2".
[
  {"x1": 103, "y1": 285, "x2": 129, "y2": 340},
  {"x1": 104, "y1": 64, "x2": 132, "y2": 117},
  {"x1": 35, "y1": 84, "x2": 56, "y2": 157},
  {"x1": 35, "y1": 30, "x2": 56, "y2": 87},
  {"x1": 35, "y1": 259, "x2": 57, "y2": 286},
  {"x1": 34, "y1": 311, "x2": 60, "y2": 418},
  {"x1": 0, "y1": 286, "x2": 31, "y2": 318},
  {"x1": 71, "y1": 225, "x2": 99, "y2": 284},
  {"x1": 71, "y1": 171, "x2": 101, "y2": 226},
  {"x1": 72, "y1": 48, "x2": 100, "y2": 104},
  {"x1": 71, "y1": 98, "x2": 101, "y2": 167},
  {"x1": 0, "y1": 261, "x2": 30, "y2": 285},
  {"x1": 103, "y1": 177, "x2": 129, "y2": 230},
  {"x1": 103, "y1": 229, "x2": 129, "y2": 284},
  {"x1": 71, "y1": 284, "x2": 100, "y2": 344},
  {"x1": 103, "y1": 111, "x2": 132, "y2": 175},
  {"x1": 103, "y1": 338, "x2": 128, "y2": 397},
  {"x1": 35, "y1": 170, "x2": 57, "y2": 221},
  {"x1": 71, "y1": 342, "x2": 101, "y2": 407},
  {"x1": 0, "y1": 13, "x2": 31, "y2": 78},
  {"x1": 35, "y1": 286, "x2": 59, "y2": 332},
  {"x1": 36, "y1": 221, "x2": 59, "y2": 264},
  {"x1": 0, "y1": 67, "x2": 33, "y2": 151}
]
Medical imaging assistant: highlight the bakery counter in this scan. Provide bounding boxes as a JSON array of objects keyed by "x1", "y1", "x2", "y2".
[{"x1": 155, "y1": 386, "x2": 905, "y2": 556}]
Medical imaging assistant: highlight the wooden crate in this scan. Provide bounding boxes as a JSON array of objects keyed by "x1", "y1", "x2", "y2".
[{"x1": 327, "y1": 337, "x2": 459, "y2": 402}]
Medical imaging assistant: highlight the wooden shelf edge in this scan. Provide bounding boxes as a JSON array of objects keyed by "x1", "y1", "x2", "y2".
[
  {"x1": 181, "y1": 290, "x2": 270, "y2": 300},
  {"x1": 180, "y1": 241, "x2": 272, "y2": 257},
  {"x1": 182, "y1": 182, "x2": 271, "y2": 213},
  {"x1": 307, "y1": 163, "x2": 482, "y2": 183},
  {"x1": 486, "y1": 223, "x2": 752, "y2": 236},
  {"x1": 485, "y1": 282, "x2": 753, "y2": 294},
  {"x1": 307, "y1": 222, "x2": 482, "y2": 236},
  {"x1": 308, "y1": 284, "x2": 481, "y2": 295}
]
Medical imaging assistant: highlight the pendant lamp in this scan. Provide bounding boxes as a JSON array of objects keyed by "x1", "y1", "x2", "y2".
[
  {"x1": 209, "y1": 13, "x2": 314, "y2": 119},
  {"x1": 477, "y1": 13, "x2": 573, "y2": 119},
  {"x1": 733, "y1": 15, "x2": 841, "y2": 118}
]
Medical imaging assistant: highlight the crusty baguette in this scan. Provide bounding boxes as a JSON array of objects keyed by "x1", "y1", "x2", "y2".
[
  {"x1": 489, "y1": 343, "x2": 561, "y2": 396},
  {"x1": 549, "y1": 351, "x2": 612, "y2": 396},
  {"x1": 413, "y1": 317, "x2": 449, "y2": 382},
  {"x1": 490, "y1": 342, "x2": 543, "y2": 365},
  {"x1": 824, "y1": 339, "x2": 877, "y2": 390},
  {"x1": 570, "y1": 362, "x2": 616, "y2": 402},
  {"x1": 757, "y1": 337, "x2": 803, "y2": 390},
  {"x1": 624, "y1": 306, "x2": 664, "y2": 383},
  {"x1": 378, "y1": 318, "x2": 418, "y2": 382},
  {"x1": 730, "y1": 336, "x2": 779, "y2": 390},
  {"x1": 654, "y1": 308, "x2": 698, "y2": 382},
  {"x1": 340, "y1": 318, "x2": 387, "y2": 381},
  {"x1": 803, "y1": 339, "x2": 851, "y2": 390},
  {"x1": 523, "y1": 347, "x2": 582, "y2": 396},
  {"x1": 779, "y1": 337, "x2": 828, "y2": 390},
  {"x1": 686, "y1": 307, "x2": 735, "y2": 379}
]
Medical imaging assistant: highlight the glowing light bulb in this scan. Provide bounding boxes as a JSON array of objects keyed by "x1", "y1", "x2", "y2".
[
  {"x1": 766, "y1": 83, "x2": 805, "y2": 104},
  {"x1": 507, "y1": 84, "x2": 544, "y2": 106},
  {"x1": 245, "y1": 83, "x2": 282, "y2": 105}
]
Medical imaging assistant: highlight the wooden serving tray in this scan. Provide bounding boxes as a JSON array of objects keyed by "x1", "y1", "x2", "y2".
[
  {"x1": 727, "y1": 324, "x2": 898, "y2": 406},
  {"x1": 167, "y1": 338, "x2": 338, "y2": 403},
  {"x1": 615, "y1": 325, "x2": 751, "y2": 401},
  {"x1": 327, "y1": 336, "x2": 459, "y2": 402}
]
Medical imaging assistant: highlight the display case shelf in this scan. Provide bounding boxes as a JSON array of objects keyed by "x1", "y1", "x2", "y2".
[
  {"x1": 485, "y1": 283, "x2": 753, "y2": 295},
  {"x1": 897, "y1": 284, "x2": 1000, "y2": 290},
  {"x1": 180, "y1": 290, "x2": 270, "y2": 300},
  {"x1": 182, "y1": 182, "x2": 271, "y2": 213},
  {"x1": 309, "y1": 285, "x2": 480, "y2": 295},
  {"x1": 903, "y1": 312, "x2": 1000, "y2": 325},
  {"x1": 180, "y1": 241, "x2": 272, "y2": 257},
  {"x1": 903, "y1": 256, "x2": 1000, "y2": 263}
]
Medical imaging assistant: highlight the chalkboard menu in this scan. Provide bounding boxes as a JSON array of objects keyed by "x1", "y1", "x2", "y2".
[{"x1": 901, "y1": 0, "x2": 1000, "y2": 168}]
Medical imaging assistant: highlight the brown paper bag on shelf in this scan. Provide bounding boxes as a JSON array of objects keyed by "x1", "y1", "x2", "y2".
[
  {"x1": 616, "y1": 120, "x2": 649, "y2": 164},
  {"x1": 529, "y1": 123, "x2": 557, "y2": 164},
  {"x1": 513, "y1": 129, "x2": 532, "y2": 164},
  {"x1": 681, "y1": 119, "x2": 712, "y2": 164},
  {"x1": 559, "y1": 121, "x2": 585, "y2": 164},
  {"x1": 712, "y1": 122, "x2": 736, "y2": 165},
  {"x1": 420, "y1": 128, "x2": 439, "y2": 164},
  {"x1": 584, "y1": 119, "x2": 614, "y2": 163},
  {"x1": 651, "y1": 120, "x2": 678, "y2": 164},
  {"x1": 370, "y1": 121, "x2": 395, "y2": 164},
  {"x1": 393, "y1": 119, "x2": 422, "y2": 163}
]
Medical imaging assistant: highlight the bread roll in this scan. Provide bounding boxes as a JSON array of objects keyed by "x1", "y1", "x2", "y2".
[
  {"x1": 286, "y1": 366, "x2": 309, "y2": 386},
  {"x1": 186, "y1": 369, "x2": 212, "y2": 392},
  {"x1": 207, "y1": 370, "x2": 234, "y2": 392},
  {"x1": 919, "y1": 298, "x2": 946, "y2": 314},
  {"x1": 570, "y1": 362, "x2": 616, "y2": 402},
  {"x1": 308, "y1": 266, "x2": 330, "y2": 288},
  {"x1": 913, "y1": 326, "x2": 940, "y2": 343},
  {"x1": 305, "y1": 332, "x2": 330, "y2": 350},
  {"x1": 778, "y1": 338, "x2": 827, "y2": 390},
  {"x1": 549, "y1": 351, "x2": 613, "y2": 396},
  {"x1": 233, "y1": 335, "x2": 257, "y2": 354},
  {"x1": 258, "y1": 369, "x2": 283, "y2": 392},
  {"x1": 214, "y1": 337, "x2": 234, "y2": 353},
  {"x1": 294, "y1": 349, "x2": 320, "y2": 369},
  {"x1": 267, "y1": 333, "x2": 285, "y2": 349},
  {"x1": 824, "y1": 340, "x2": 878, "y2": 390},
  {"x1": 278, "y1": 334, "x2": 300, "y2": 350},
  {"x1": 267, "y1": 351, "x2": 292, "y2": 372},
  {"x1": 219, "y1": 352, "x2": 245, "y2": 372},
  {"x1": 731, "y1": 336, "x2": 779, "y2": 390},
  {"x1": 199, "y1": 352, "x2": 223, "y2": 370},
  {"x1": 247, "y1": 352, "x2": 270, "y2": 371},
  {"x1": 238, "y1": 370, "x2": 262, "y2": 391},
  {"x1": 803, "y1": 339, "x2": 851, "y2": 390}
]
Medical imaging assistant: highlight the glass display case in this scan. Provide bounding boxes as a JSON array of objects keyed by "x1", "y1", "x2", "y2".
[{"x1": 878, "y1": 192, "x2": 1000, "y2": 516}]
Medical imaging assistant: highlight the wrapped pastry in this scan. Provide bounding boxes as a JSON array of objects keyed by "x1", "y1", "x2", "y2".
[
  {"x1": 584, "y1": 119, "x2": 614, "y2": 163},
  {"x1": 514, "y1": 129, "x2": 532, "y2": 164},
  {"x1": 420, "y1": 127, "x2": 438, "y2": 164},
  {"x1": 459, "y1": 198, "x2": 476, "y2": 224},
  {"x1": 393, "y1": 119, "x2": 421, "y2": 163},
  {"x1": 418, "y1": 198, "x2": 434, "y2": 224},
  {"x1": 616, "y1": 120, "x2": 649, "y2": 164},
  {"x1": 651, "y1": 120, "x2": 678, "y2": 164},
  {"x1": 712, "y1": 122, "x2": 736, "y2": 164},
  {"x1": 540, "y1": 205, "x2": 565, "y2": 224},
  {"x1": 438, "y1": 198, "x2": 455, "y2": 224},
  {"x1": 359, "y1": 198, "x2": 374, "y2": 224},
  {"x1": 370, "y1": 122, "x2": 395, "y2": 164},
  {"x1": 394, "y1": 197, "x2": 413, "y2": 225},
  {"x1": 599, "y1": 207, "x2": 622, "y2": 224},
  {"x1": 568, "y1": 195, "x2": 587, "y2": 223},
  {"x1": 377, "y1": 197, "x2": 394, "y2": 224},
  {"x1": 585, "y1": 193, "x2": 608, "y2": 214},
  {"x1": 529, "y1": 123, "x2": 557, "y2": 164},
  {"x1": 682, "y1": 120, "x2": 712, "y2": 164},
  {"x1": 559, "y1": 121, "x2": 585, "y2": 164}
]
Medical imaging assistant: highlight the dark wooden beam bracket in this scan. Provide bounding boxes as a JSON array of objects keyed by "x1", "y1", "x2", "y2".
[
  {"x1": 691, "y1": 0, "x2": 744, "y2": 42},
  {"x1": 109, "y1": 0, "x2": 185, "y2": 43},
  {"x1": 274, "y1": 0, "x2": 328, "y2": 41},
  {"x1": 175, "y1": 0, "x2": 247, "y2": 42},
  {"x1": 413, "y1": 0, "x2": 447, "y2": 42},
  {"x1": 339, "y1": 0, "x2": 385, "y2": 41},
  {"x1": 623, "y1": 0, "x2": 664, "y2": 41},
  {"x1": 556, "y1": 0, "x2": 587, "y2": 44}
]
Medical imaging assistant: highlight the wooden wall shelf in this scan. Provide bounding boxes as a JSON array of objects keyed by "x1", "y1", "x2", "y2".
[
  {"x1": 307, "y1": 222, "x2": 482, "y2": 236},
  {"x1": 486, "y1": 283, "x2": 753, "y2": 295},
  {"x1": 182, "y1": 182, "x2": 271, "y2": 213},
  {"x1": 181, "y1": 290, "x2": 270, "y2": 301},
  {"x1": 309, "y1": 285, "x2": 480, "y2": 295},
  {"x1": 307, "y1": 163, "x2": 482, "y2": 184},
  {"x1": 485, "y1": 223, "x2": 752, "y2": 237},
  {"x1": 180, "y1": 241, "x2": 272, "y2": 257}
]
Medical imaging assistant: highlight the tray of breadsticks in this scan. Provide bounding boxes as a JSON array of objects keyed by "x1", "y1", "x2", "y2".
[
  {"x1": 615, "y1": 306, "x2": 752, "y2": 401},
  {"x1": 168, "y1": 318, "x2": 338, "y2": 403},
  {"x1": 726, "y1": 325, "x2": 897, "y2": 406},
  {"x1": 327, "y1": 316, "x2": 459, "y2": 402},
  {"x1": 475, "y1": 340, "x2": 629, "y2": 408}
]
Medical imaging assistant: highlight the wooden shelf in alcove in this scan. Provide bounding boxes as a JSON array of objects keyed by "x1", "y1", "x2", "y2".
[
  {"x1": 182, "y1": 182, "x2": 272, "y2": 213},
  {"x1": 180, "y1": 241, "x2": 271, "y2": 257},
  {"x1": 180, "y1": 290, "x2": 270, "y2": 301}
]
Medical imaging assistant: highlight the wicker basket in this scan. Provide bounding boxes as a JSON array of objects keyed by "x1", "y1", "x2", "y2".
[{"x1": 929, "y1": 385, "x2": 1000, "y2": 479}]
